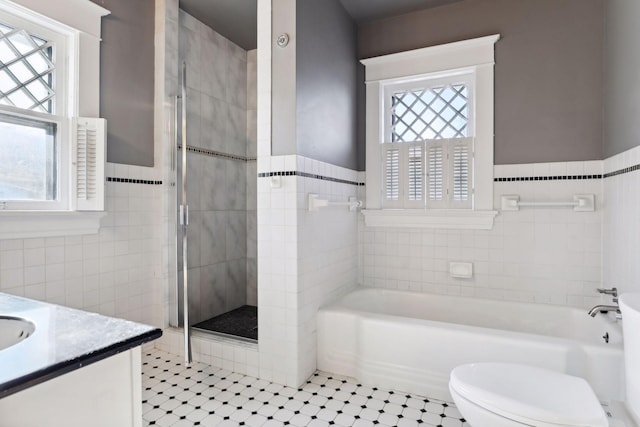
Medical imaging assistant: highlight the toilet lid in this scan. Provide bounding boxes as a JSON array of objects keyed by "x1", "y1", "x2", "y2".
[{"x1": 450, "y1": 363, "x2": 608, "y2": 427}]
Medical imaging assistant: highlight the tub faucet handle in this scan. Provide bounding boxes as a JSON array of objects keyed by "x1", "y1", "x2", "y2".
[{"x1": 597, "y1": 287, "x2": 618, "y2": 297}]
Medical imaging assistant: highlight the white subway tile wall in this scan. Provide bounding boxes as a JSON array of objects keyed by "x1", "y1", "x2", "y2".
[
  {"x1": 360, "y1": 160, "x2": 605, "y2": 309},
  {"x1": 603, "y1": 144, "x2": 640, "y2": 296},
  {"x1": 296, "y1": 159, "x2": 360, "y2": 386},
  {"x1": 155, "y1": 328, "x2": 260, "y2": 378},
  {"x1": 0, "y1": 163, "x2": 164, "y2": 327},
  {"x1": 257, "y1": 155, "x2": 360, "y2": 387}
]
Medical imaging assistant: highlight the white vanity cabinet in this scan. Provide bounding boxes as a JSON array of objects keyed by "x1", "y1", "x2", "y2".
[
  {"x1": 0, "y1": 348, "x2": 143, "y2": 427},
  {"x1": 0, "y1": 293, "x2": 161, "y2": 427}
]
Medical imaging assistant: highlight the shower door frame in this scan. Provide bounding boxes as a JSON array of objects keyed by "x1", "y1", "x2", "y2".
[{"x1": 174, "y1": 62, "x2": 192, "y2": 365}]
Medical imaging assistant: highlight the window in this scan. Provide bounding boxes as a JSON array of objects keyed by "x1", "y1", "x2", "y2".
[
  {"x1": 382, "y1": 74, "x2": 473, "y2": 209},
  {"x1": 0, "y1": 20, "x2": 55, "y2": 114},
  {"x1": 0, "y1": 0, "x2": 109, "y2": 239},
  {"x1": 361, "y1": 35, "x2": 499, "y2": 229},
  {"x1": 0, "y1": 115, "x2": 57, "y2": 202},
  {"x1": 0, "y1": 9, "x2": 70, "y2": 210}
]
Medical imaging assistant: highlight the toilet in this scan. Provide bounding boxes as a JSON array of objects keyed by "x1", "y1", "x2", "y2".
[
  {"x1": 450, "y1": 363, "x2": 608, "y2": 426},
  {"x1": 449, "y1": 293, "x2": 640, "y2": 427}
]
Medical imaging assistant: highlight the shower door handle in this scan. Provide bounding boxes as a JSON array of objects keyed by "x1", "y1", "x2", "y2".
[{"x1": 172, "y1": 95, "x2": 179, "y2": 172}]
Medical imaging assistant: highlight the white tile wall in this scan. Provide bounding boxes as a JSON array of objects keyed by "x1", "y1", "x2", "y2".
[
  {"x1": 603, "y1": 144, "x2": 640, "y2": 296},
  {"x1": 257, "y1": 156, "x2": 300, "y2": 387},
  {"x1": 296, "y1": 159, "x2": 360, "y2": 385},
  {"x1": 360, "y1": 160, "x2": 605, "y2": 309},
  {"x1": 257, "y1": 155, "x2": 360, "y2": 387},
  {"x1": 155, "y1": 327, "x2": 260, "y2": 377},
  {"x1": 0, "y1": 163, "x2": 164, "y2": 327}
]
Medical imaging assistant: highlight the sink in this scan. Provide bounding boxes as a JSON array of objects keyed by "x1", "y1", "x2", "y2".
[{"x1": 0, "y1": 316, "x2": 35, "y2": 351}]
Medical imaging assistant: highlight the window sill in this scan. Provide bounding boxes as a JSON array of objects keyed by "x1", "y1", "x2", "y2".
[
  {"x1": 361, "y1": 209, "x2": 498, "y2": 230},
  {"x1": 0, "y1": 211, "x2": 106, "y2": 240}
]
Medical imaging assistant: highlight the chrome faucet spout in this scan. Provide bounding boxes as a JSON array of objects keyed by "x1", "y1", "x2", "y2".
[{"x1": 588, "y1": 304, "x2": 621, "y2": 317}]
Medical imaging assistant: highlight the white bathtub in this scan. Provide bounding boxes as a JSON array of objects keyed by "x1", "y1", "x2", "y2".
[{"x1": 317, "y1": 287, "x2": 624, "y2": 402}]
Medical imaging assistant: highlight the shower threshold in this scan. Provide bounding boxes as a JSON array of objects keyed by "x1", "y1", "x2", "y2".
[{"x1": 192, "y1": 305, "x2": 258, "y2": 342}]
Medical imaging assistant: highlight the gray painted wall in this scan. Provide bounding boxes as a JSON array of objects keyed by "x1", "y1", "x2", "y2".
[
  {"x1": 604, "y1": 0, "x2": 640, "y2": 158},
  {"x1": 359, "y1": 0, "x2": 604, "y2": 165},
  {"x1": 90, "y1": 0, "x2": 155, "y2": 167},
  {"x1": 356, "y1": 64, "x2": 365, "y2": 171},
  {"x1": 295, "y1": 0, "x2": 359, "y2": 170}
]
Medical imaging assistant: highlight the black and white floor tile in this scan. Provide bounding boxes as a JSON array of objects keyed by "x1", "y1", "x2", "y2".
[{"x1": 142, "y1": 350, "x2": 468, "y2": 427}]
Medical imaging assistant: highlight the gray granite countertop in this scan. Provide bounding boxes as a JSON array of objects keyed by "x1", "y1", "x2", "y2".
[{"x1": 0, "y1": 292, "x2": 162, "y2": 398}]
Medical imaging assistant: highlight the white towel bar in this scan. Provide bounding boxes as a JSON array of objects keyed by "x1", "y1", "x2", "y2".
[
  {"x1": 501, "y1": 194, "x2": 595, "y2": 212},
  {"x1": 308, "y1": 194, "x2": 363, "y2": 212}
]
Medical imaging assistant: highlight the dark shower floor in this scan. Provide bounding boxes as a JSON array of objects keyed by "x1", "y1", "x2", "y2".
[{"x1": 192, "y1": 305, "x2": 258, "y2": 341}]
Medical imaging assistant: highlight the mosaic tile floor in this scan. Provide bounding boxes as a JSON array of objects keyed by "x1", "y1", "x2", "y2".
[{"x1": 142, "y1": 349, "x2": 468, "y2": 427}]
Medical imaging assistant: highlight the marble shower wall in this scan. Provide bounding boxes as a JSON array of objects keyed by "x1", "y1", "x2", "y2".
[{"x1": 178, "y1": 11, "x2": 256, "y2": 324}]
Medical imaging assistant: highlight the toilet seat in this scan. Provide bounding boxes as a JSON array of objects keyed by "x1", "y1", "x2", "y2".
[{"x1": 450, "y1": 363, "x2": 608, "y2": 427}]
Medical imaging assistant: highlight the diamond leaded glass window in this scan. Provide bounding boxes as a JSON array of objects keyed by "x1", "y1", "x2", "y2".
[
  {"x1": 0, "y1": 21, "x2": 55, "y2": 114},
  {"x1": 382, "y1": 76, "x2": 473, "y2": 209},
  {"x1": 391, "y1": 83, "x2": 468, "y2": 142}
]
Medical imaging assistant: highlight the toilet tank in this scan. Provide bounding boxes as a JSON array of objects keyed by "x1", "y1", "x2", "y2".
[{"x1": 620, "y1": 293, "x2": 640, "y2": 423}]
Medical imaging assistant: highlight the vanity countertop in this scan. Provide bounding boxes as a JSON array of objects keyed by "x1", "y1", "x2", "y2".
[{"x1": 0, "y1": 292, "x2": 162, "y2": 398}]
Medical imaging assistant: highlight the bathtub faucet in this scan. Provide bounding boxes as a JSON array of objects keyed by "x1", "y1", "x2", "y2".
[
  {"x1": 597, "y1": 287, "x2": 618, "y2": 303},
  {"x1": 588, "y1": 305, "x2": 621, "y2": 318}
]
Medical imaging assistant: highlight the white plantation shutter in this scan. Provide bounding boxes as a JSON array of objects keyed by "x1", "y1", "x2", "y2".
[
  {"x1": 452, "y1": 140, "x2": 472, "y2": 208},
  {"x1": 426, "y1": 143, "x2": 447, "y2": 208},
  {"x1": 407, "y1": 144, "x2": 423, "y2": 202},
  {"x1": 74, "y1": 117, "x2": 106, "y2": 211},
  {"x1": 383, "y1": 145, "x2": 400, "y2": 205},
  {"x1": 382, "y1": 139, "x2": 473, "y2": 209},
  {"x1": 383, "y1": 143, "x2": 425, "y2": 208}
]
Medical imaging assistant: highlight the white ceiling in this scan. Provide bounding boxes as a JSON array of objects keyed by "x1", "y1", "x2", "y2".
[{"x1": 178, "y1": 0, "x2": 463, "y2": 51}]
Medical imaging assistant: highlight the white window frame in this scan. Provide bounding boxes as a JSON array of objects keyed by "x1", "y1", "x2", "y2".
[
  {"x1": 381, "y1": 71, "x2": 475, "y2": 210},
  {"x1": 361, "y1": 35, "x2": 500, "y2": 229},
  {"x1": 0, "y1": 7, "x2": 71, "y2": 210},
  {"x1": 0, "y1": 0, "x2": 109, "y2": 239}
]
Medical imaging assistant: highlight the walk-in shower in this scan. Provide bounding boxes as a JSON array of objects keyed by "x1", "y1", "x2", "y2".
[{"x1": 168, "y1": 8, "x2": 258, "y2": 354}]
